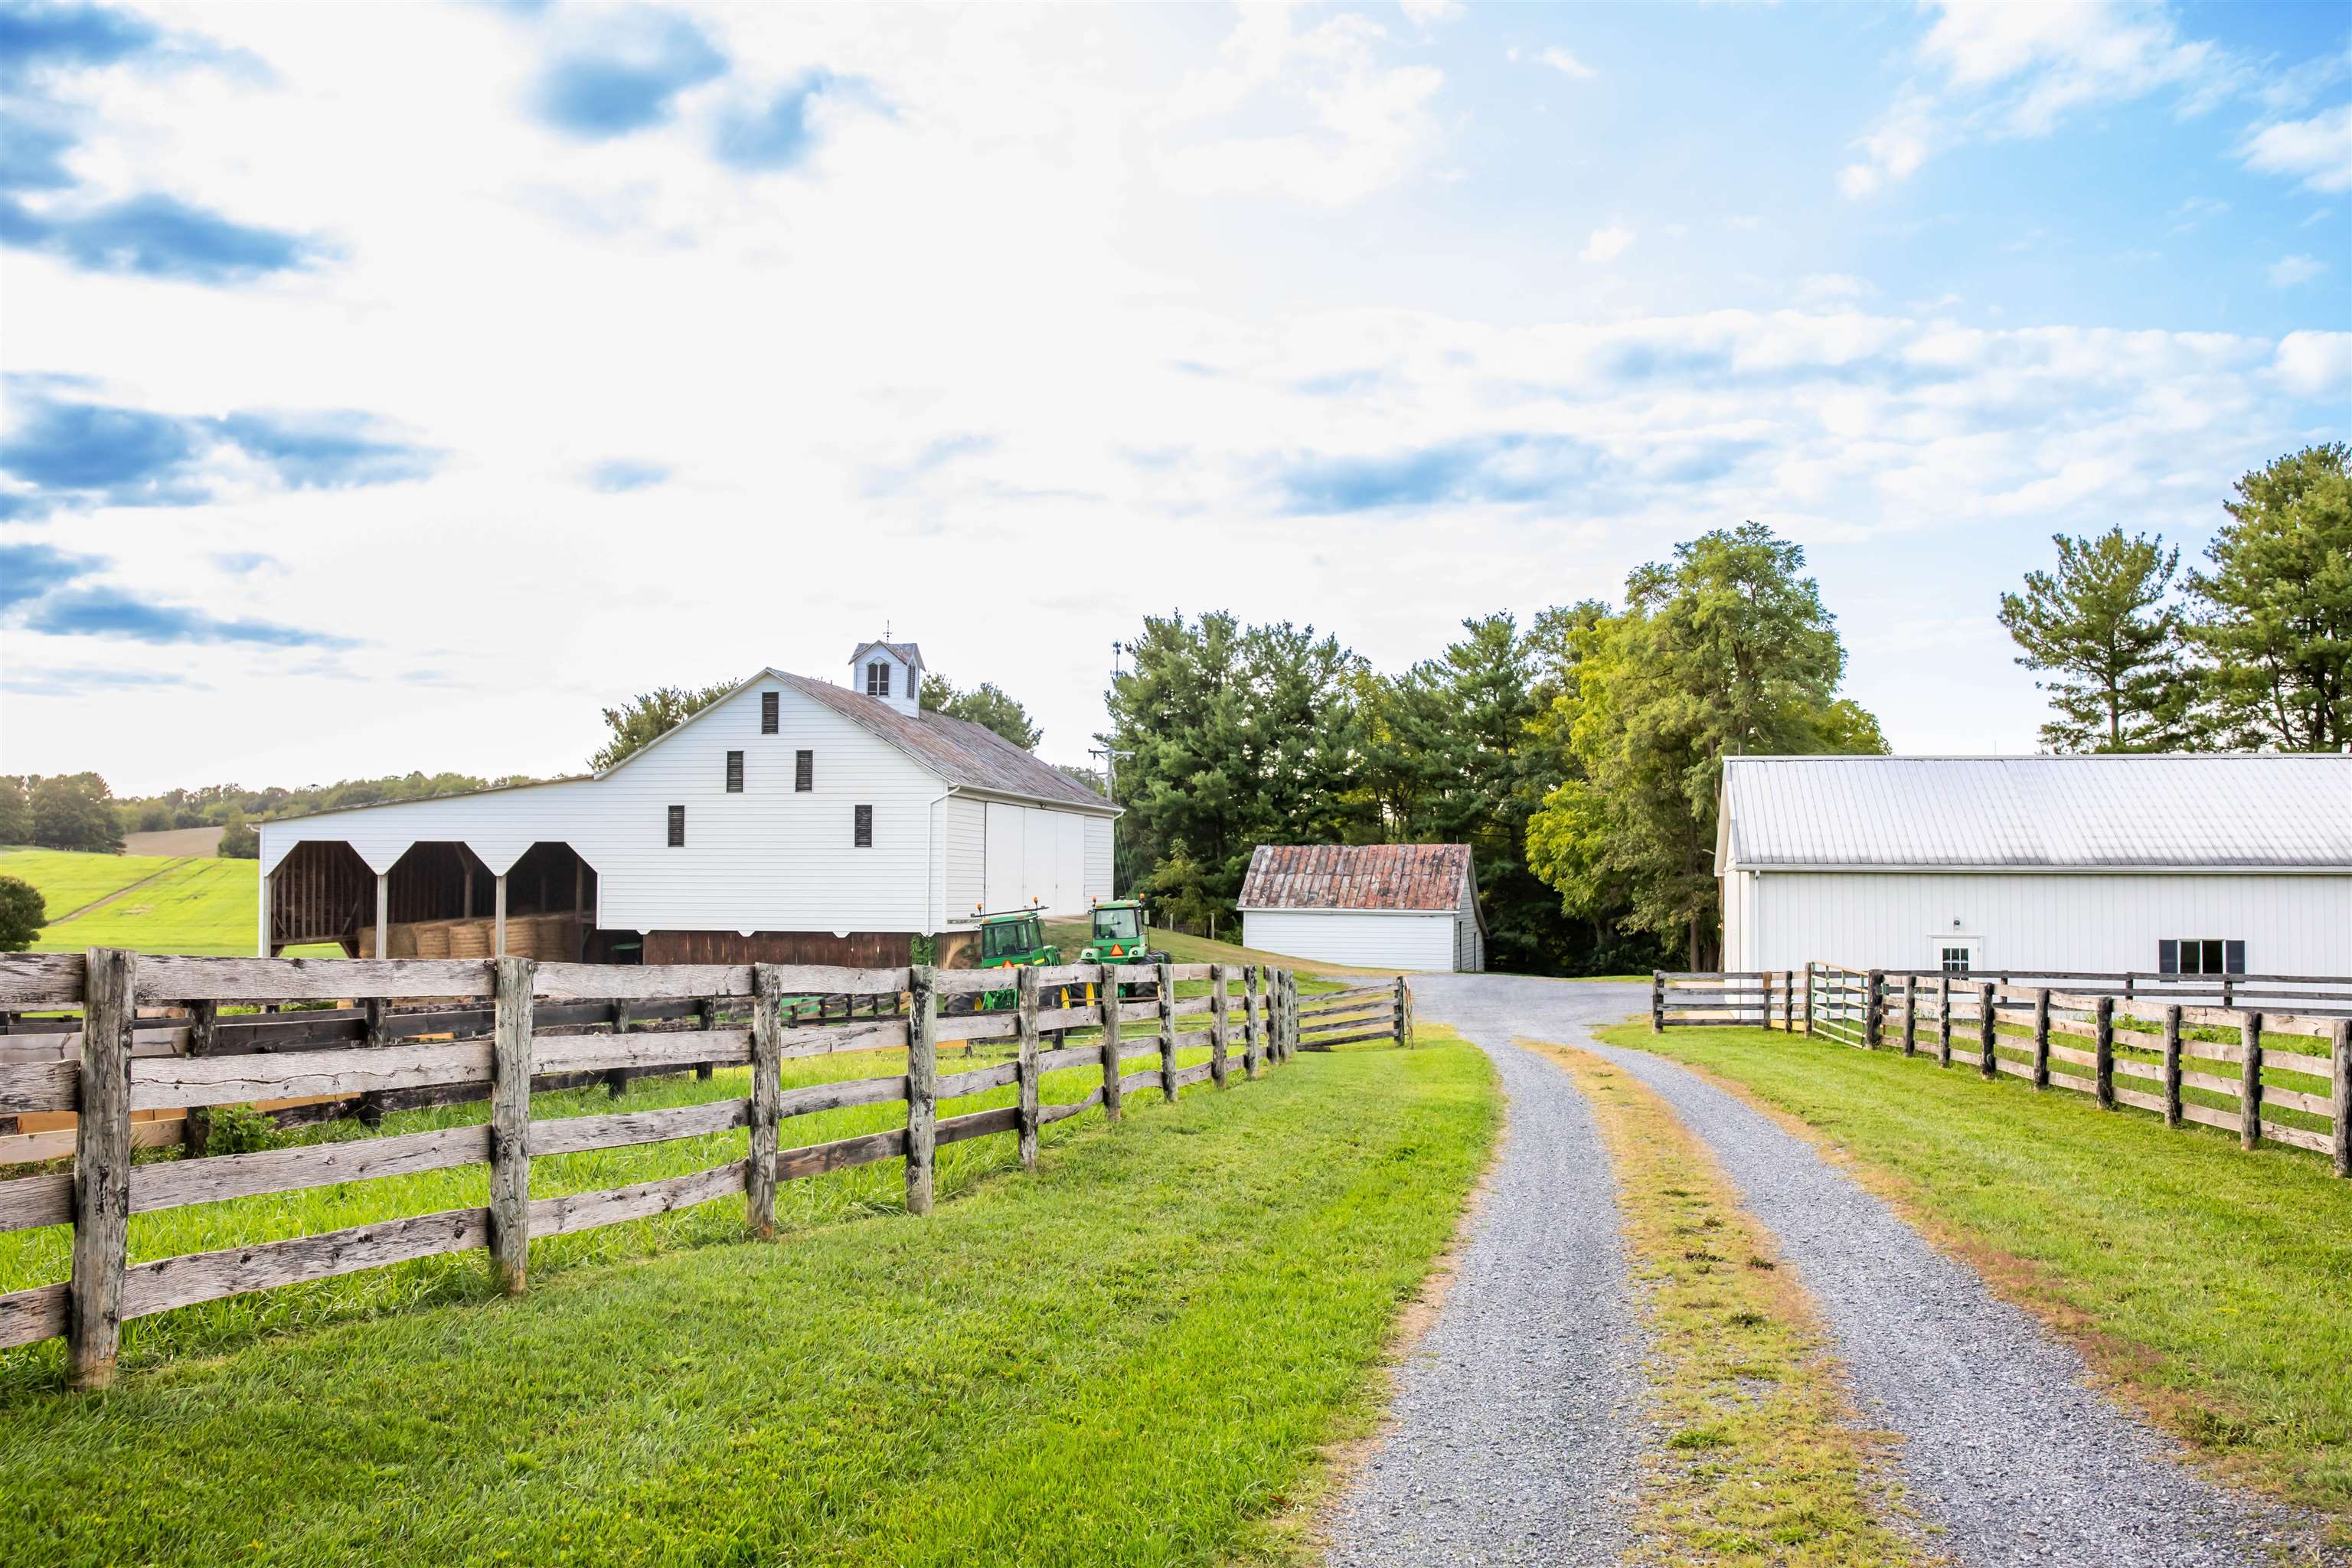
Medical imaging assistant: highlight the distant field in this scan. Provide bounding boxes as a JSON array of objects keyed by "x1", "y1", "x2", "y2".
[
  {"x1": 0, "y1": 850, "x2": 268, "y2": 957},
  {"x1": 122, "y1": 826, "x2": 226, "y2": 858},
  {"x1": 0, "y1": 850, "x2": 183, "y2": 923}
]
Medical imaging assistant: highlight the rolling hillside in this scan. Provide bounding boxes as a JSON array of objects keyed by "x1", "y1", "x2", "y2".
[{"x1": 2, "y1": 849, "x2": 269, "y2": 957}]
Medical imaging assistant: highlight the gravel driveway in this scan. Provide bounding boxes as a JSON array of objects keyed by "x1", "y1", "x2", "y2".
[
  {"x1": 1348, "y1": 971, "x2": 2322, "y2": 1568},
  {"x1": 1321, "y1": 976, "x2": 1649, "y2": 1567}
]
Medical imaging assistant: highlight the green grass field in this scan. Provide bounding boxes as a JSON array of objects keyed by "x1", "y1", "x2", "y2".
[
  {"x1": 1606, "y1": 1022, "x2": 2352, "y2": 1522},
  {"x1": 1, "y1": 1031, "x2": 1498, "y2": 1566},
  {"x1": 1, "y1": 848, "x2": 266, "y2": 956}
]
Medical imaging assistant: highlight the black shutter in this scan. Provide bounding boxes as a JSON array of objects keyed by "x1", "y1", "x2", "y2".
[
  {"x1": 854, "y1": 804, "x2": 872, "y2": 847},
  {"x1": 795, "y1": 750, "x2": 813, "y2": 792},
  {"x1": 725, "y1": 750, "x2": 744, "y2": 792},
  {"x1": 2224, "y1": 939, "x2": 2245, "y2": 975},
  {"x1": 2157, "y1": 939, "x2": 2177, "y2": 975},
  {"x1": 760, "y1": 691, "x2": 779, "y2": 734},
  {"x1": 667, "y1": 805, "x2": 684, "y2": 847}
]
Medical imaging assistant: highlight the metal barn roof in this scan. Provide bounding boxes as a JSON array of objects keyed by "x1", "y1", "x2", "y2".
[
  {"x1": 778, "y1": 673, "x2": 1112, "y2": 813},
  {"x1": 1719, "y1": 754, "x2": 2352, "y2": 872},
  {"x1": 1239, "y1": 844, "x2": 1476, "y2": 912}
]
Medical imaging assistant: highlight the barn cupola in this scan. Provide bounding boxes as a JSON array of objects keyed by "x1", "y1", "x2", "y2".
[{"x1": 850, "y1": 638, "x2": 924, "y2": 717}]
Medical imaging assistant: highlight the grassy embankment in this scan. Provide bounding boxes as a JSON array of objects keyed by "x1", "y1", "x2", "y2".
[
  {"x1": 1604, "y1": 1021, "x2": 2352, "y2": 1528},
  {"x1": 1534, "y1": 1041, "x2": 1928, "y2": 1565},
  {"x1": 1, "y1": 1028, "x2": 1499, "y2": 1566}
]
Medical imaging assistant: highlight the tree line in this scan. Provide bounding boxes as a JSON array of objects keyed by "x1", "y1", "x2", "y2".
[
  {"x1": 1998, "y1": 444, "x2": 2347, "y2": 753},
  {"x1": 1107, "y1": 522, "x2": 1884, "y2": 973}
]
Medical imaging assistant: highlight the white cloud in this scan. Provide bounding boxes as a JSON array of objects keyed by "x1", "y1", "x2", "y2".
[
  {"x1": 1398, "y1": 0, "x2": 1462, "y2": 26},
  {"x1": 1796, "y1": 273, "x2": 1877, "y2": 304},
  {"x1": 2240, "y1": 103, "x2": 2352, "y2": 194},
  {"x1": 1157, "y1": 10, "x2": 1443, "y2": 205},
  {"x1": 1536, "y1": 47, "x2": 1597, "y2": 81},
  {"x1": 1842, "y1": 2, "x2": 2226, "y2": 198},
  {"x1": 2272, "y1": 331, "x2": 2352, "y2": 397},
  {"x1": 1579, "y1": 224, "x2": 1635, "y2": 263},
  {"x1": 2267, "y1": 253, "x2": 2327, "y2": 288}
]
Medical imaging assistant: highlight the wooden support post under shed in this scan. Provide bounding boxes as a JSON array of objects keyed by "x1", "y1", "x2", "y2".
[
  {"x1": 488, "y1": 955, "x2": 534, "y2": 1295},
  {"x1": 1977, "y1": 982, "x2": 1997, "y2": 1080},
  {"x1": 257, "y1": 869, "x2": 273, "y2": 958},
  {"x1": 68, "y1": 946, "x2": 136, "y2": 1390},
  {"x1": 746, "y1": 965, "x2": 781, "y2": 1237},
  {"x1": 2164, "y1": 1005, "x2": 2185, "y2": 1127},
  {"x1": 374, "y1": 873, "x2": 389, "y2": 959},
  {"x1": 1014, "y1": 968, "x2": 1041, "y2": 1171},
  {"x1": 904, "y1": 966, "x2": 938, "y2": 1216},
  {"x1": 1157, "y1": 961, "x2": 1178, "y2": 1103},
  {"x1": 493, "y1": 874, "x2": 508, "y2": 959},
  {"x1": 2239, "y1": 1011, "x2": 2263, "y2": 1152},
  {"x1": 2094, "y1": 995, "x2": 2115, "y2": 1109},
  {"x1": 1098, "y1": 965, "x2": 1123, "y2": 1121},
  {"x1": 1210, "y1": 964, "x2": 1230, "y2": 1088}
]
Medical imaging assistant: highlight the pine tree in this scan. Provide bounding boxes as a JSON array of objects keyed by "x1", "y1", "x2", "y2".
[
  {"x1": 2185, "y1": 443, "x2": 2350, "y2": 751},
  {"x1": 1998, "y1": 528, "x2": 2188, "y2": 752}
]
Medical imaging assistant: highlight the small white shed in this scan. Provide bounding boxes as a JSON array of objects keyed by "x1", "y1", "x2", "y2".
[
  {"x1": 1239, "y1": 844, "x2": 1485, "y2": 972},
  {"x1": 1716, "y1": 753, "x2": 2352, "y2": 975}
]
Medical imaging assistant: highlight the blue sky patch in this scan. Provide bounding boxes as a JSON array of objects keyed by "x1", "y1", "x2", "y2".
[
  {"x1": 713, "y1": 72, "x2": 834, "y2": 171},
  {"x1": 585, "y1": 458, "x2": 671, "y2": 492},
  {"x1": 0, "y1": 538, "x2": 106, "y2": 609},
  {"x1": 22, "y1": 585, "x2": 358, "y2": 648},
  {"x1": 534, "y1": 15, "x2": 726, "y2": 139},
  {"x1": 3, "y1": 191, "x2": 315, "y2": 282}
]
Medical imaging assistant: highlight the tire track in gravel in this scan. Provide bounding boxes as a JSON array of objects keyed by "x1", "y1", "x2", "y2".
[
  {"x1": 1572, "y1": 1032, "x2": 2326, "y2": 1568},
  {"x1": 1321, "y1": 978, "x2": 1649, "y2": 1567}
]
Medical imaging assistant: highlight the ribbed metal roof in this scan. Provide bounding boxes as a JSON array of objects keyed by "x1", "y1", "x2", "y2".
[
  {"x1": 779, "y1": 674, "x2": 1112, "y2": 812},
  {"x1": 1720, "y1": 755, "x2": 2352, "y2": 871},
  {"x1": 1238, "y1": 843, "x2": 1475, "y2": 910}
]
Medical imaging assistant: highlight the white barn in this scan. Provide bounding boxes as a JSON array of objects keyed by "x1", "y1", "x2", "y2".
[
  {"x1": 256, "y1": 641, "x2": 1117, "y2": 965},
  {"x1": 1716, "y1": 754, "x2": 2352, "y2": 976},
  {"x1": 1238, "y1": 844, "x2": 1485, "y2": 972}
]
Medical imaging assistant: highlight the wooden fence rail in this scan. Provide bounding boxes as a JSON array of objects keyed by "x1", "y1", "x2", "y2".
[
  {"x1": 0, "y1": 952, "x2": 1313, "y2": 1388},
  {"x1": 1295, "y1": 975, "x2": 1413, "y2": 1051},
  {"x1": 1661, "y1": 963, "x2": 2351, "y2": 1178}
]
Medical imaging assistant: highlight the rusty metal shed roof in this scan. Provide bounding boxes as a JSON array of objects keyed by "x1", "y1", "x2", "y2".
[{"x1": 1238, "y1": 844, "x2": 1477, "y2": 913}]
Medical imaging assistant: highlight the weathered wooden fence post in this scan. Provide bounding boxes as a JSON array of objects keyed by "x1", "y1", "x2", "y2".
[
  {"x1": 68, "y1": 947, "x2": 136, "y2": 1390},
  {"x1": 2094, "y1": 995, "x2": 2115, "y2": 1109},
  {"x1": 2033, "y1": 989, "x2": 2052, "y2": 1089},
  {"x1": 1155, "y1": 961, "x2": 1178, "y2": 1102},
  {"x1": 605, "y1": 1001, "x2": 632, "y2": 1099},
  {"x1": 1393, "y1": 975, "x2": 1408, "y2": 1049},
  {"x1": 1977, "y1": 982, "x2": 1997, "y2": 1080},
  {"x1": 1280, "y1": 971, "x2": 1296, "y2": 1061},
  {"x1": 1864, "y1": 969, "x2": 1885, "y2": 1050},
  {"x1": 2331, "y1": 1018, "x2": 2350, "y2": 1179},
  {"x1": 696, "y1": 995, "x2": 717, "y2": 1080},
  {"x1": 1802, "y1": 965, "x2": 1815, "y2": 1038},
  {"x1": 1015, "y1": 967, "x2": 1041, "y2": 1170},
  {"x1": 2239, "y1": 1010, "x2": 2263, "y2": 1152},
  {"x1": 356, "y1": 995, "x2": 390, "y2": 1130},
  {"x1": 905, "y1": 965, "x2": 938, "y2": 1214},
  {"x1": 1901, "y1": 975, "x2": 1917, "y2": 1055},
  {"x1": 1651, "y1": 971, "x2": 1664, "y2": 1033},
  {"x1": 1241, "y1": 965, "x2": 1260, "y2": 1080},
  {"x1": 1937, "y1": 975, "x2": 1952, "y2": 1067},
  {"x1": 1098, "y1": 965, "x2": 1124, "y2": 1120},
  {"x1": 489, "y1": 954, "x2": 534, "y2": 1295},
  {"x1": 1210, "y1": 964, "x2": 1230, "y2": 1088},
  {"x1": 747, "y1": 964, "x2": 781, "y2": 1237},
  {"x1": 2163, "y1": 1005, "x2": 2184, "y2": 1128}
]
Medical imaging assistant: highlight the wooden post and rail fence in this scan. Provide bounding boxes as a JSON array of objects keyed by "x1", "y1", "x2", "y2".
[
  {"x1": 0, "y1": 951, "x2": 1425, "y2": 1390},
  {"x1": 1653, "y1": 965, "x2": 2352, "y2": 1176}
]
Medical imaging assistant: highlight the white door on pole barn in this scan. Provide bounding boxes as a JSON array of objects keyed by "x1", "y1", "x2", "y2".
[
  {"x1": 985, "y1": 802, "x2": 1024, "y2": 913},
  {"x1": 1022, "y1": 807, "x2": 1056, "y2": 911},
  {"x1": 1054, "y1": 814, "x2": 1085, "y2": 916}
]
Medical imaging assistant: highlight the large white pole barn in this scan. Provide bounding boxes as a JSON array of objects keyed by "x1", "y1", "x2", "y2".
[{"x1": 1716, "y1": 753, "x2": 2351, "y2": 976}]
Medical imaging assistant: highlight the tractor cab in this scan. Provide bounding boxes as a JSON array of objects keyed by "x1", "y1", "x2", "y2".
[
  {"x1": 1080, "y1": 897, "x2": 1169, "y2": 965},
  {"x1": 976, "y1": 908, "x2": 1056, "y2": 968}
]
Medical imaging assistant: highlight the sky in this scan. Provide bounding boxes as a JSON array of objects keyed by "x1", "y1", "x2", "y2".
[{"x1": 1, "y1": 0, "x2": 2347, "y2": 797}]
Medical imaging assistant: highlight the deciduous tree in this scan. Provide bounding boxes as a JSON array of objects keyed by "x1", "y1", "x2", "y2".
[
  {"x1": 919, "y1": 673, "x2": 1043, "y2": 750},
  {"x1": 589, "y1": 681, "x2": 736, "y2": 771},
  {"x1": 0, "y1": 875, "x2": 42, "y2": 952},
  {"x1": 29, "y1": 773, "x2": 124, "y2": 853}
]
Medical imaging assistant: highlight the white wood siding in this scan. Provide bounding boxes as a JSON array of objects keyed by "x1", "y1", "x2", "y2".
[
  {"x1": 1243, "y1": 910, "x2": 1456, "y2": 972},
  {"x1": 260, "y1": 681, "x2": 947, "y2": 936},
  {"x1": 1083, "y1": 816, "x2": 1114, "y2": 903},
  {"x1": 1453, "y1": 876, "x2": 1485, "y2": 972},
  {"x1": 944, "y1": 796, "x2": 987, "y2": 920},
  {"x1": 1727, "y1": 870, "x2": 2352, "y2": 975}
]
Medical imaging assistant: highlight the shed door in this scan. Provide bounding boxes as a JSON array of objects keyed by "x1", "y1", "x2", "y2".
[{"x1": 985, "y1": 802, "x2": 1024, "y2": 913}]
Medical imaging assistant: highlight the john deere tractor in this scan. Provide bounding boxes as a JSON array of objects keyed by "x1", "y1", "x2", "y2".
[{"x1": 1078, "y1": 897, "x2": 1170, "y2": 966}]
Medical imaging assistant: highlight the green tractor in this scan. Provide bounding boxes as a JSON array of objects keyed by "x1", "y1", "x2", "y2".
[
  {"x1": 952, "y1": 904, "x2": 1063, "y2": 1014},
  {"x1": 1078, "y1": 897, "x2": 1170, "y2": 966}
]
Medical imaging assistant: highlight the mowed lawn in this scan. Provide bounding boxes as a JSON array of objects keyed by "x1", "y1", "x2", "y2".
[
  {"x1": 0, "y1": 848, "x2": 184, "y2": 923},
  {"x1": 1606, "y1": 1022, "x2": 2352, "y2": 1521},
  {"x1": 2, "y1": 1031, "x2": 1498, "y2": 1567}
]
